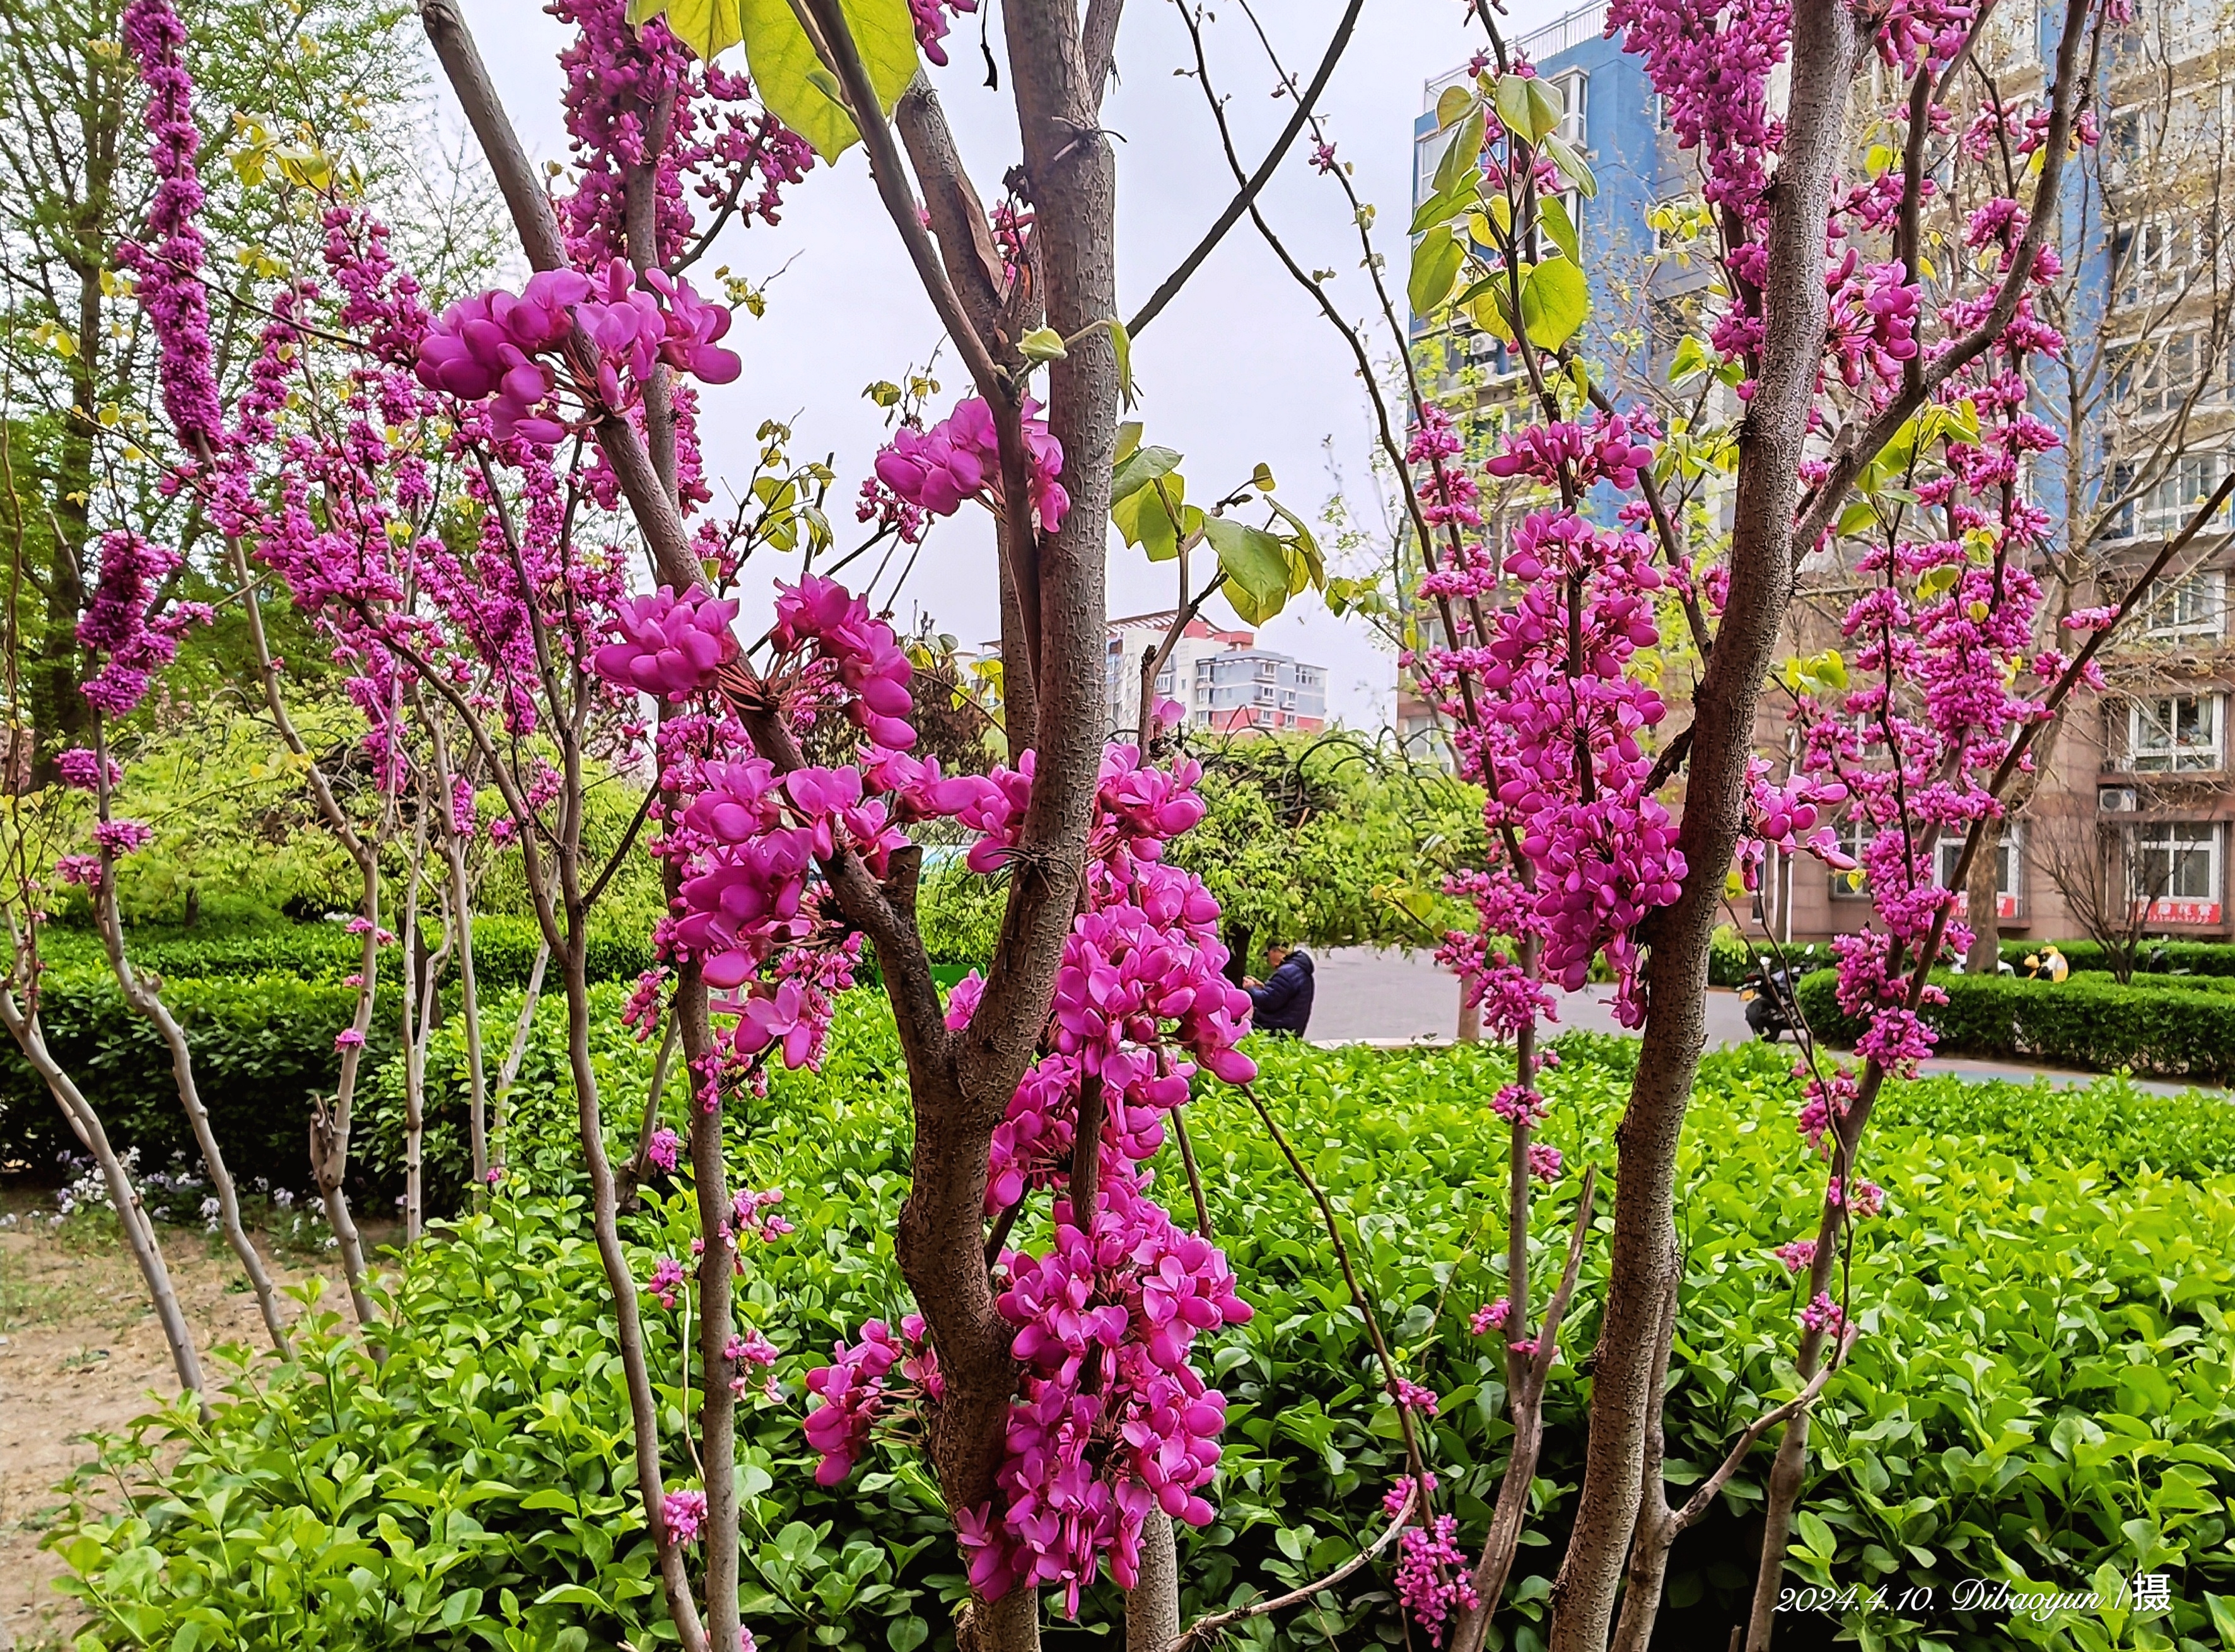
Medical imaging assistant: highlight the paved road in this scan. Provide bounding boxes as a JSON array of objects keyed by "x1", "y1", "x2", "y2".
[{"x1": 1297, "y1": 946, "x2": 2217, "y2": 1096}]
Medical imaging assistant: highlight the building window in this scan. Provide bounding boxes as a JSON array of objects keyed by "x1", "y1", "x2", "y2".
[
  {"x1": 1981, "y1": 0, "x2": 2038, "y2": 67},
  {"x1": 2131, "y1": 822, "x2": 2221, "y2": 919},
  {"x1": 2114, "y1": 330, "x2": 2214, "y2": 414},
  {"x1": 2129, "y1": 693, "x2": 2224, "y2": 772},
  {"x1": 2108, "y1": 454, "x2": 2233, "y2": 541},
  {"x1": 1829, "y1": 817, "x2": 1872, "y2": 897},
  {"x1": 2125, "y1": 0, "x2": 2218, "y2": 62},
  {"x1": 2113, "y1": 219, "x2": 2201, "y2": 310},
  {"x1": 1551, "y1": 71, "x2": 1587, "y2": 147},
  {"x1": 1934, "y1": 829, "x2": 2023, "y2": 918},
  {"x1": 2145, "y1": 571, "x2": 2227, "y2": 640},
  {"x1": 2105, "y1": 108, "x2": 2143, "y2": 175}
]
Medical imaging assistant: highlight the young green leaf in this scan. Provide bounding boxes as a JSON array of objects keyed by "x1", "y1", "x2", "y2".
[
  {"x1": 1540, "y1": 133, "x2": 1597, "y2": 198},
  {"x1": 1493, "y1": 75, "x2": 1535, "y2": 147},
  {"x1": 1408, "y1": 226, "x2": 1464, "y2": 318},
  {"x1": 634, "y1": 0, "x2": 918, "y2": 161},
  {"x1": 1435, "y1": 83, "x2": 1474, "y2": 129},
  {"x1": 1204, "y1": 516, "x2": 1292, "y2": 617},
  {"x1": 1018, "y1": 326, "x2": 1068, "y2": 363},
  {"x1": 1432, "y1": 109, "x2": 1486, "y2": 196},
  {"x1": 1109, "y1": 317, "x2": 1136, "y2": 409},
  {"x1": 1524, "y1": 77, "x2": 1564, "y2": 144},
  {"x1": 1539, "y1": 192, "x2": 1581, "y2": 264},
  {"x1": 1520, "y1": 257, "x2": 1589, "y2": 350},
  {"x1": 1110, "y1": 443, "x2": 1184, "y2": 506}
]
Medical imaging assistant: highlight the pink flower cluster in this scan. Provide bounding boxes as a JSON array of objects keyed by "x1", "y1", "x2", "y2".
[
  {"x1": 1420, "y1": 507, "x2": 1686, "y2": 1020},
  {"x1": 873, "y1": 397, "x2": 1069, "y2": 534},
  {"x1": 963, "y1": 1169, "x2": 1251, "y2": 1614},
  {"x1": 57, "y1": 749, "x2": 120, "y2": 793},
  {"x1": 732, "y1": 1186, "x2": 793, "y2": 1243},
  {"x1": 726, "y1": 1327, "x2": 781, "y2": 1400},
  {"x1": 115, "y1": 0, "x2": 221, "y2": 451},
  {"x1": 772, "y1": 576, "x2": 918, "y2": 748},
  {"x1": 907, "y1": 0, "x2": 979, "y2": 66},
  {"x1": 803, "y1": 1316, "x2": 940, "y2": 1484},
  {"x1": 92, "y1": 820, "x2": 155, "y2": 857},
  {"x1": 78, "y1": 532, "x2": 206, "y2": 718},
  {"x1": 414, "y1": 260, "x2": 739, "y2": 445},
  {"x1": 593, "y1": 586, "x2": 741, "y2": 702},
  {"x1": 1800, "y1": 1292, "x2": 1847, "y2": 1337},
  {"x1": 646, "y1": 1127, "x2": 682, "y2": 1174},
  {"x1": 662, "y1": 1488, "x2": 708, "y2": 1545},
  {"x1": 1392, "y1": 1509, "x2": 1481, "y2": 1647},
  {"x1": 645, "y1": 1254, "x2": 687, "y2": 1310}
]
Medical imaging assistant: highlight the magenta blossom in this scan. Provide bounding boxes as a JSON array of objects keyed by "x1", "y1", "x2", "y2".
[
  {"x1": 593, "y1": 586, "x2": 740, "y2": 701},
  {"x1": 661, "y1": 1488, "x2": 707, "y2": 1545}
]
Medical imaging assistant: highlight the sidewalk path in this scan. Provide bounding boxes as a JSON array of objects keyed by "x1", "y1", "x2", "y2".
[{"x1": 1298, "y1": 946, "x2": 2220, "y2": 1097}]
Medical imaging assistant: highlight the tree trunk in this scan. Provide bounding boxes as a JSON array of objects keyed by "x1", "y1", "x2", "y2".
[
  {"x1": 400, "y1": 814, "x2": 431, "y2": 1244},
  {"x1": 1544, "y1": 3, "x2": 1859, "y2": 1646},
  {"x1": 313, "y1": 859, "x2": 382, "y2": 1329},
  {"x1": 678, "y1": 969, "x2": 741, "y2": 1652},
  {"x1": 0, "y1": 986, "x2": 205, "y2": 1405},
  {"x1": 560, "y1": 929, "x2": 713, "y2": 1652},
  {"x1": 1126, "y1": 1509, "x2": 1181, "y2": 1652},
  {"x1": 1961, "y1": 835, "x2": 2003, "y2": 974},
  {"x1": 88, "y1": 747, "x2": 294, "y2": 1359}
]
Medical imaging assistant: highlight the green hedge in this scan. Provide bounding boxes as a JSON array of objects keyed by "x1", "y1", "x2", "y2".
[
  {"x1": 1795, "y1": 967, "x2": 2235, "y2": 1081},
  {"x1": 47, "y1": 1016, "x2": 2235, "y2": 1651},
  {"x1": 1995, "y1": 936, "x2": 2235, "y2": 977},
  {"x1": 0, "y1": 924, "x2": 655, "y2": 1191},
  {"x1": 32, "y1": 916, "x2": 653, "y2": 991},
  {"x1": 0, "y1": 970, "x2": 397, "y2": 1190},
  {"x1": 1708, "y1": 935, "x2": 1843, "y2": 987}
]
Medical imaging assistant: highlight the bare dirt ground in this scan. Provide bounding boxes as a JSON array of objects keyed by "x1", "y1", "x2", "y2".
[{"x1": 0, "y1": 1187, "x2": 370, "y2": 1651}]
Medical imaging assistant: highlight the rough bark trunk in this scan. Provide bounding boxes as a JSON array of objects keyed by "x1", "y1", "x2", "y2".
[
  {"x1": 1126, "y1": 1509, "x2": 1181, "y2": 1652},
  {"x1": 1961, "y1": 837, "x2": 2003, "y2": 974},
  {"x1": 678, "y1": 969, "x2": 740, "y2": 1652},
  {"x1": 1544, "y1": 3, "x2": 1858, "y2": 1647},
  {"x1": 89, "y1": 735, "x2": 293, "y2": 1359}
]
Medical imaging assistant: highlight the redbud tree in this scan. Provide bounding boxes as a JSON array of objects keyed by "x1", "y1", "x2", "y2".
[
  {"x1": 85, "y1": 0, "x2": 2186, "y2": 1646},
  {"x1": 1373, "y1": 0, "x2": 2166, "y2": 1648}
]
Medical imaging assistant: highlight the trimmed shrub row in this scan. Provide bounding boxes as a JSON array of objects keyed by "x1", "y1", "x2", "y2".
[
  {"x1": 1795, "y1": 967, "x2": 2235, "y2": 1081},
  {"x1": 1707, "y1": 936, "x2": 1843, "y2": 987},
  {"x1": 1993, "y1": 936, "x2": 2235, "y2": 978},
  {"x1": 0, "y1": 970, "x2": 398, "y2": 1189},
  {"x1": 32, "y1": 915, "x2": 655, "y2": 992},
  {"x1": 0, "y1": 922, "x2": 656, "y2": 1190},
  {"x1": 1717, "y1": 936, "x2": 2235, "y2": 990}
]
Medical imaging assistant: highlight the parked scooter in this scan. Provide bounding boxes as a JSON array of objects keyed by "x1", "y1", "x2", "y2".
[{"x1": 1740, "y1": 958, "x2": 1800, "y2": 1042}]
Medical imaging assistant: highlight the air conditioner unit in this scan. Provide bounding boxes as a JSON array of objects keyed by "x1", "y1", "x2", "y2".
[{"x1": 2100, "y1": 786, "x2": 2139, "y2": 812}]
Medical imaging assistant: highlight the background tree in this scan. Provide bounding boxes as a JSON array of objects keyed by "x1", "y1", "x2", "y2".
[{"x1": 0, "y1": 0, "x2": 496, "y2": 779}]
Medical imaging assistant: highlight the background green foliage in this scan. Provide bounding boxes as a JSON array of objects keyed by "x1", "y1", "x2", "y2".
[
  {"x1": 1797, "y1": 967, "x2": 2235, "y2": 1083},
  {"x1": 1165, "y1": 735, "x2": 1483, "y2": 959},
  {"x1": 43, "y1": 999, "x2": 2235, "y2": 1651}
]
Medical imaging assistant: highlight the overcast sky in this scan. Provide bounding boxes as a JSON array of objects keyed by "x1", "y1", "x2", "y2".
[{"x1": 448, "y1": 0, "x2": 1576, "y2": 727}]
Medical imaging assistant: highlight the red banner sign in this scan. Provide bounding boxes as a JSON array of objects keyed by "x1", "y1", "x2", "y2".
[{"x1": 2142, "y1": 899, "x2": 2224, "y2": 926}]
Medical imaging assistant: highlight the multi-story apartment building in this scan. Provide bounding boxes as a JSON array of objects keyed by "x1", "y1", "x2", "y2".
[
  {"x1": 1410, "y1": 1, "x2": 2235, "y2": 947},
  {"x1": 1106, "y1": 612, "x2": 1330, "y2": 738}
]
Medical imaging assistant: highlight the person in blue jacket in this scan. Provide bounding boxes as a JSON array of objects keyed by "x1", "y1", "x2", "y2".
[{"x1": 1245, "y1": 942, "x2": 1314, "y2": 1037}]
